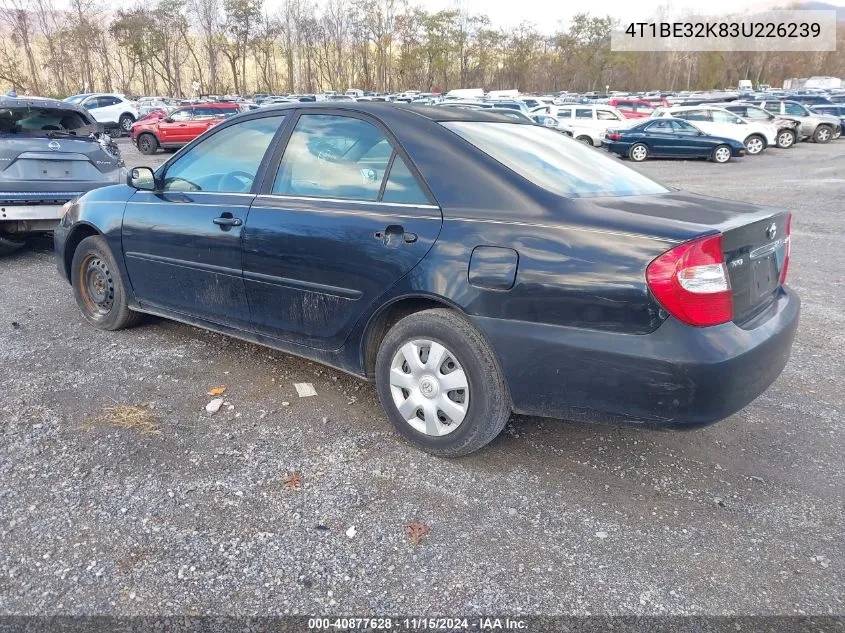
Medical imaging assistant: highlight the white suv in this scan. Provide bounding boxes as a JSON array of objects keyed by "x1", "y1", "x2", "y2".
[
  {"x1": 652, "y1": 105, "x2": 777, "y2": 155},
  {"x1": 532, "y1": 104, "x2": 629, "y2": 146},
  {"x1": 64, "y1": 93, "x2": 139, "y2": 135}
]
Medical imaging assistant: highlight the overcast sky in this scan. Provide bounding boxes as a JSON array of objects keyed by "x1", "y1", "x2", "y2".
[{"x1": 259, "y1": 0, "x2": 844, "y2": 32}]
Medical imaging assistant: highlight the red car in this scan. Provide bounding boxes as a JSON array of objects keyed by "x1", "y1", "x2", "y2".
[
  {"x1": 130, "y1": 103, "x2": 242, "y2": 154},
  {"x1": 607, "y1": 98, "x2": 658, "y2": 119}
]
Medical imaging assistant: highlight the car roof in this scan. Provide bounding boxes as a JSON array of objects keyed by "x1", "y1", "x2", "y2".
[
  {"x1": 0, "y1": 96, "x2": 88, "y2": 113},
  {"x1": 255, "y1": 101, "x2": 534, "y2": 123}
]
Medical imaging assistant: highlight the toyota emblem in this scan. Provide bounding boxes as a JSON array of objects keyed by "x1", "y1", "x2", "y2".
[
  {"x1": 48, "y1": 140, "x2": 61, "y2": 151},
  {"x1": 766, "y1": 223, "x2": 777, "y2": 240}
]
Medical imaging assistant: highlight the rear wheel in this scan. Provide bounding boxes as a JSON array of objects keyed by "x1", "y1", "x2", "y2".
[
  {"x1": 375, "y1": 309, "x2": 511, "y2": 457},
  {"x1": 776, "y1": 129, "x2": 796, "y2": 149},
  {"x1": 119, "y1": 114, "x2": 135, "y2": 135},
  {"x1": 814, "y1": 125, "x2": 833, "y2": 143},
  {"x1": 71, "y1": 235, "x2": 142, "y2": 331},
  {"x1": 711, "y1": 145, "x2": 732, "y2": 163},
  {"x1": 575, "y1": 135, "x2": 593, "y2": 146},
  {"x1": 743, "y1": 134, "x2": 765, "y2": 155},
  {"x1": 137, "y1": 133, "x2": 158, "y2": 155},
  {"x1": 629, "y1": 143, "x2": 649, "y2": 162}
]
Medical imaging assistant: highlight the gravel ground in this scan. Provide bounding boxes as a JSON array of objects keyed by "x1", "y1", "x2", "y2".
[{"x1": 0, "y1": 137, "x2": 843, "y2": 616}]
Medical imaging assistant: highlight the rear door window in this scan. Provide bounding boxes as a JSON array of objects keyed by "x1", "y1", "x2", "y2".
[
  {"x1": 575, "y1": 109, "x2": 593, "y2": 119},
  {"x1": 381, "y1": 155, "x2": 429, "y2": 205},
  {"x1": 273, "y1": 114, "x2": 393, "y2": 201}
]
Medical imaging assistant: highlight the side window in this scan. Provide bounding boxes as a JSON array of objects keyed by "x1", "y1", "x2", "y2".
[
  {"x1": 162, "y1": 115, "x2": 284, "y2": 193},
  {"x1": 596, "y1": 110, "x2": 620, "y2": 121},
  {"x1": 763, "y1": 102, "x2": 781, "y2": 114},
  {"x1": 102, "y1": 96, "x2": 121, "y2": 107},
  {"x1": 711, "y1": 110, "x2": 741, "y2": 124},
  {"x1": 678, "y1": 109, "x2": 710, "y2": 121},
  {"x1": 381, "y1": 155, "x2": 429, "y2": 205},
  {"x1": 784, "y1": 103, "x2": 807, "y2": 116},
  {"x1": 273, "y1": 114, "x2": 393, "y2": 201},
  {"x1": 83, "y1": 97, "x2": 101, "y2": 110},
  {"x1": 556, "y1": 108, "x2": 572, "y2": 119},
  {"x1": 671, "y1": 120, "x2": 697, "y2": 133},
  {"x1": 169, "y1": 108, "x2": 193, "y2": 121},
  {"x1": 575, "y1": 108, "x2": 593, "y2": 119},
  {"x1": 645, "y1": 120, "x2": 672, "y2": 131}
]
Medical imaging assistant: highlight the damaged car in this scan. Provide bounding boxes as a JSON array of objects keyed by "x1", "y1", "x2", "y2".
[{"x1": 0, "y1": 97, "x2": 124, "y2": 253}]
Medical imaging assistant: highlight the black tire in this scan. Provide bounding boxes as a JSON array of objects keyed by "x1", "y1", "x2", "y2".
[
  {"x1": 70, "y1": 235, "x2": 142, "y2": 331},
  {"x1": 743, "y1": 134, "x2": 766, "y2": 155},
  {"x1": 137, "y1": 133, "x2": 158, "y2": 155},
  {"x1": 776, "y1": 129, "x2": 796, "y2": 149},
  {"x1": 813, "y1": 125, "x2": 833, "y2": 143},
  {"x1": 710, "y1": 144, "x2": 732, "y2": 163},
  {"x1": 575, "y1": 135, "x2": 593, "y2": 146},
  {"x1": 375, "y1": 308, "x2": 511, "y2": 457},
  {"x1": 628, "y1": 142, "x2": 649, "y2": 162},
  {"x1": 118, "y1": 114, "x2": 135, "y2": 135}
]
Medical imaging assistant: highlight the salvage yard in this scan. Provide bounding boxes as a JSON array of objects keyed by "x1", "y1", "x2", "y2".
[{"x1": 1, "y1": 138, "x2": 843, "y2": 615}]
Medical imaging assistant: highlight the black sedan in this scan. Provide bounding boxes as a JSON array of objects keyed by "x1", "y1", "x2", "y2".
[
  {"x1": 603, "y1": 118, "x2": 747, "y2": 163},
  {"x1": 55, "y1": 104, "x2": 799, "y2": 456}
]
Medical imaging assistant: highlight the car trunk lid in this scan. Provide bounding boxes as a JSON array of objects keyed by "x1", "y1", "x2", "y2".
[{"x1": 568, "y1": 191, "x2": 791, "y2": 324}]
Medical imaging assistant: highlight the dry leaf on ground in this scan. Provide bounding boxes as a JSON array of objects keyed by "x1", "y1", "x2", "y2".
[
  {"x1": 404, "y1": 521, "x2": 430, "y2": 546},
  {"x1": 283, "y1": 471, "x2": 304, "y2": 490},
  {"x1": 207, "y1": 386, "x2": 226, "y2": 396}
]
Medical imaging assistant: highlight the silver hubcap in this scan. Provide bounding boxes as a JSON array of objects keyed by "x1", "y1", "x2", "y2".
[
  {"x1": 818, "y1": 128, "x2": 830, "y2": 141},
  {"x1": 389, "y1": 339, "x2": 469, "y2": 436},
  {"x1": 778, "y1": 132, "x2": 793, "y2": 147},
  {"x1": 715, "y1": 147, "x2": 730, "y2": 162},
  {"x1": 746, "y1": 138, "x2": 763, "y2": 154},
  {"x1": 631, "y1": 146, "x2": 647, "y2": 160},
  {"x1": 122, "y1": 118, "x2": 132, "y2": 131}
]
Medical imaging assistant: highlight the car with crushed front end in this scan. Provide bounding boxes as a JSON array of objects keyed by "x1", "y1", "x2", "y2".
[
  {"x1": 602, "y1": 118, "x2": 746, "y2": 162},
  {"x1": 0, "y1": 96, "x2": 123, "y2": 253},
  {"x1": 54, "y1": 103, "x2": 800, "y2": 457}
]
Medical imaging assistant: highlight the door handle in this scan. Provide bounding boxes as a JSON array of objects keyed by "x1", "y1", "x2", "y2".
[
  {"x1": 213, "y1": 215, "x2": 242, "y2": 228},
  {"x1": 374, "y1": 225, "x2": 416, "y2": 247}
]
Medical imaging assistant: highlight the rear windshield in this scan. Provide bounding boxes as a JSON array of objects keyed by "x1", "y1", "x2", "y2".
[
  {"x1": 442, "y1": 121, "x2": 668, "y2": 198},
  {"x1": 0, "y1": 106, "x2": 95, "y2": 136}
]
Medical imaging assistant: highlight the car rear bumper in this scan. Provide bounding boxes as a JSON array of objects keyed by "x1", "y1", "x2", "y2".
[{"x1": 472, "y1": 285, "x2": 800, "y2": 427}]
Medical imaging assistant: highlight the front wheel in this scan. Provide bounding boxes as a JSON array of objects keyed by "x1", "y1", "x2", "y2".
[
  {"x1": 375, "y1": 309, "x2": 511, "y2": 457},
  {"x1": 629, "y1": 143, "x2": 649, "y2": 162},
  {"x1": 575, "y1": 135, "x2": 593, "y2": 146},
  {"x1": 776, "y1": 129, "x2": 796, "y2": 149},
  {"x1": 814, "y1": 125, "x2": 833, "y2": 143},
  {"x1": 137, "y1": 133, "x2": 158, "y2": 155},
  {"x1": 711, "y1": 144, "x2": 732, "y2": 163},
  {"x1": 71, "y1": 235, "x2": 142, "y2": 331},
  {"x1": 119, "y1": 114, "x2": 135, "y2": 134},
  {"x1": 743, "y1": 134, "x2": 765, "y2": 155}
]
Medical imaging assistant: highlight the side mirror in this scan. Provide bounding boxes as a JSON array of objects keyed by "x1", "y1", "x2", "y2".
[
  {"x1": 128, "y1": 166, "x2": 156, "y2": 191},
  {"x1": 163, "y1": 117, "x2": 174, "y2": 123}
]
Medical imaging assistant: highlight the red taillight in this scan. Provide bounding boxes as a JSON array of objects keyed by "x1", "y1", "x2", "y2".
[
  {"x1": 779, "y1": 213, "x2": 792, "y2": 285},
  {"x1": 646, "y1": 233, "x2": 733, "y2": 327},
  {"x1": 606, "y1": 132, "x2": 621, "y2": 141}
]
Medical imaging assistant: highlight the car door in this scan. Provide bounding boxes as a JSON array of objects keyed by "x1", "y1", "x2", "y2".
[
  {"x1": 157, "y1": 107, "x2": 195, "y2": 145},
  {"x1": 242, "y1": 111, "x2": 442, "y2": 350},
  {"x1": 640, "y1": 120, "x2": 675, "y2": 155},
  {"x1": 670, "y1": 119, "x2": 713, "y2": 156},
  {"x1": 121, "y1": 113, "x2": 286, "y2": 328},
  {"x1": 81, "y1": 96, "x2": 107, "y2": 122}
]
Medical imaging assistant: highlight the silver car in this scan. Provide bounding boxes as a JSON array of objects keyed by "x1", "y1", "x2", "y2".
[
  {"x1": 0, "y1": 97, "x2": 124, "y2": 252},
  {"x1": 754, "y1": 99, "x2": 842, "y2": 143}
]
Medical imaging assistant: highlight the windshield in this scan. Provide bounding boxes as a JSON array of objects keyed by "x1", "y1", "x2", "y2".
[
  {"x1": 443, "y1": 121, "x2": 668, "y2": 198},
  {"x1": 0, "y1": 106, "x2": 95, "y2": 136}
]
